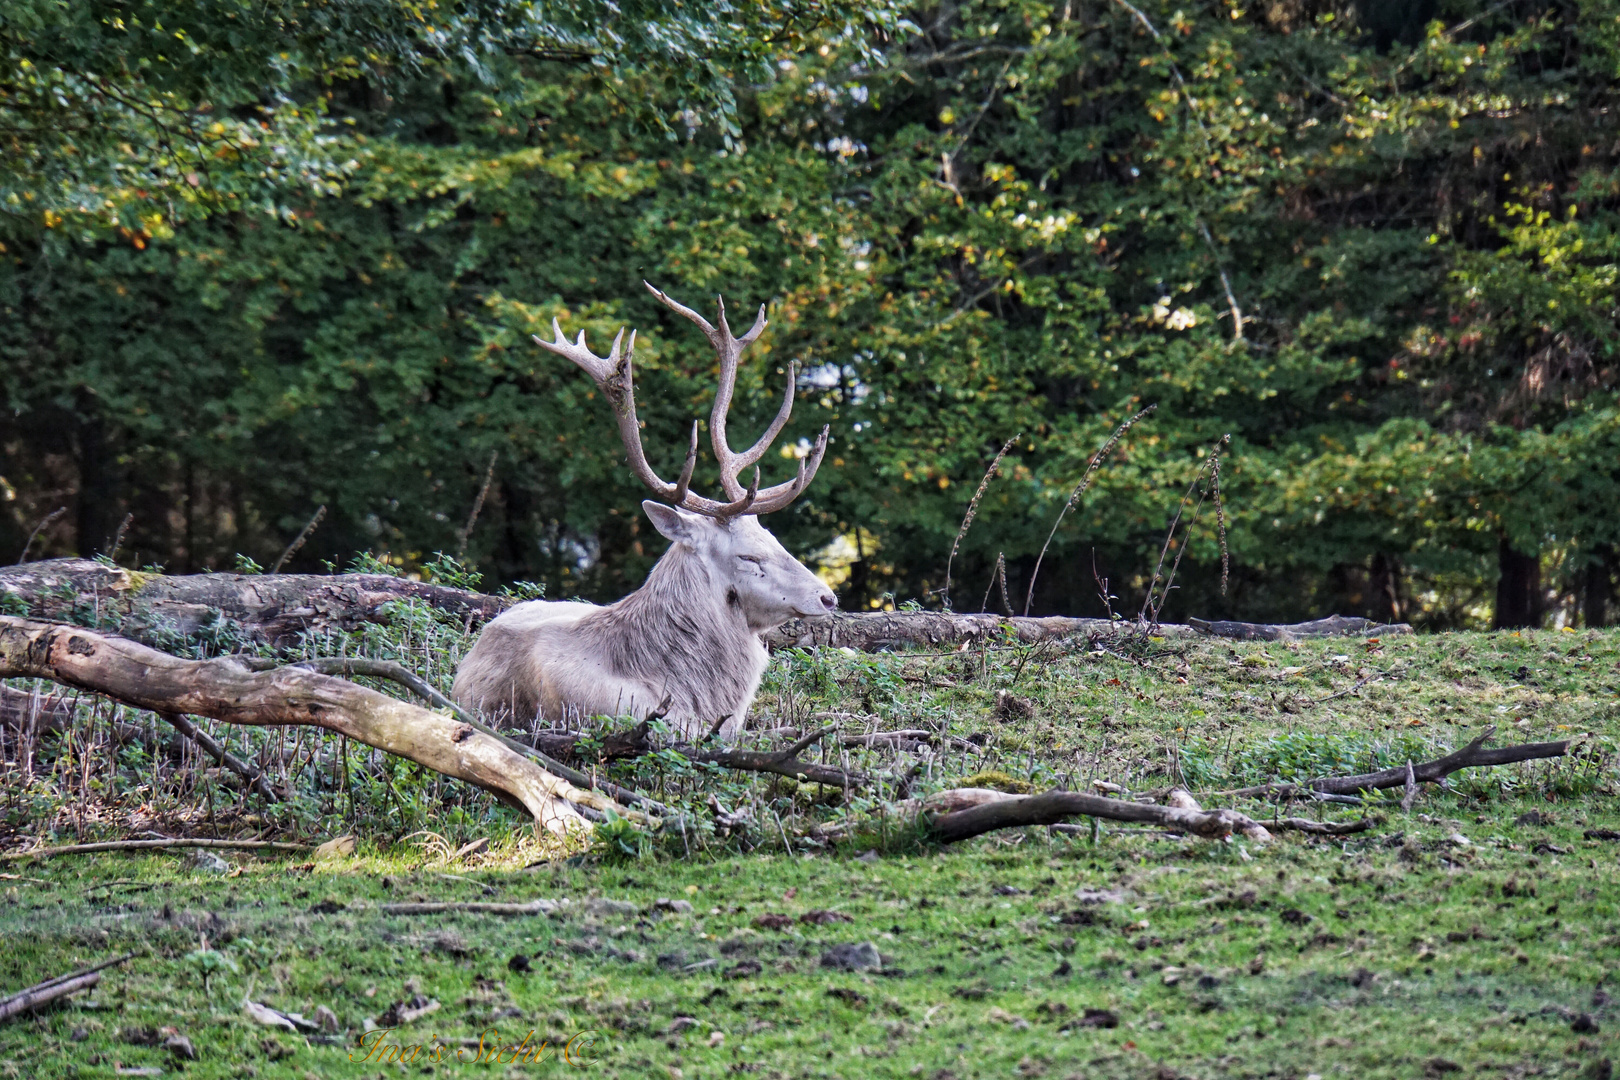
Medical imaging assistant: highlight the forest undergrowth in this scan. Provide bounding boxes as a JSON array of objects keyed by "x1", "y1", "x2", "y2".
[{"x1": 0, "y1": 604, "x2": 1617, "y2": 1078}]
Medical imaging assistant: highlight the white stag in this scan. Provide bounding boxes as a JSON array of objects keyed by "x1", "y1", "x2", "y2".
[{"x1": 452, "y1": 283, "x2": 836, "y2": 740}]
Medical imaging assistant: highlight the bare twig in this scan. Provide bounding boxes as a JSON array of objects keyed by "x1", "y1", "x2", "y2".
[
  {"x1": 1025, "y1": 406, "x2": 1156, "y2": 615},
  {"x1": 270, "y1": 505, "x2": 326, "y2": 575},
  {"x1": 455, "y1": 451, "x2": 499, "y2": 558},
  {"x1": 1, "y1": 839, "x2": 308, "y2": 861},
  {"x1": 159, "y1": 712, "x2": 279, "y2": 802},
  {"x1": 944, "y1": 434, "x2": 1020, "y2": 611},
  {"x1": 980, "y1": 553, "x2": 1012, "y2": 616},
  {"x1": 379, "y1": 901, "x2": 559, "y2": 916},
  {"x1": 1199, "y1": 222, "x2": 1244, "y2": 341},
  {"x1": 18, "y1": 508, "x2": 66, "y2": 564}
]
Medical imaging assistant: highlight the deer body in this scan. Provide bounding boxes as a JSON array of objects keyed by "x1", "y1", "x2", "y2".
[{"x1": 452, "y1": 284, "x2": 835, "y2": 741}]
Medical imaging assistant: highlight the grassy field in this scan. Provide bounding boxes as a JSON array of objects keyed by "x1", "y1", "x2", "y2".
[{"x1": 1, "y1": 624, "x2": 1618, "y2": 1079}]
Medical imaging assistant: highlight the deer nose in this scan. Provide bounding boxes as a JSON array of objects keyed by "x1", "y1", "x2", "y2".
[{"x1": 820, "y1": 593, "x2": 837, "y2": 612}]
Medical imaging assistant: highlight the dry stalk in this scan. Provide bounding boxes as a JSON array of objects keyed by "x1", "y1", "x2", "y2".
[
  {"x1": 1023, "y1": 405, "x2": 1156, "y2": 616},
  {"x1": 943, "y1": 434, "x2": 1020, "y2": 611},
  {"x1": 105, "y1": 514, "x2": 133, "y2": 562},
  {"x1": 1140, "y1": 434, "x2": 1231, "y2": 628},
  {"x1": 271, "y1": 505, "x2": 326, "y2": 575},
  {"x1": 979, "y1": 552, "x2": 1012, "y2": 616},
  {"x1": 18, "y1": 507, "x2": 66, "y2": 564},
  {"x1": 456, "y1": 450, "x2": 499, "y2": 558}
]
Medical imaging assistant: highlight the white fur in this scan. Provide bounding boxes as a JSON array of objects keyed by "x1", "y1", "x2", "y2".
[{"x1": 452, "y1": 502, "x2": 835, "y2": 740}]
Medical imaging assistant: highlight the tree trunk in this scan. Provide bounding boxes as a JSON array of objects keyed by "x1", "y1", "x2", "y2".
[
  {"x1": 1585, "y1": 543, "x2": 1615, "y2": 628},
  {"x1": 1494, "y1": 536, "x2": 1543, "y2": 629}
]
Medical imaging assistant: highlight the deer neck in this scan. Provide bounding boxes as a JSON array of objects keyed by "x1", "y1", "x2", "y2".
[{"x1": 581, "y1": 544, "x2": 760, "y2": 720}]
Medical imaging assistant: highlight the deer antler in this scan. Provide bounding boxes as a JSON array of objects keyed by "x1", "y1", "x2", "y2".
[{"x1": 532, "y1": 283, "x2": 828, "y2": 519}]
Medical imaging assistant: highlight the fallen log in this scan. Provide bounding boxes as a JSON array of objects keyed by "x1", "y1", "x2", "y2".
[
  {"x1": 1186, "y1": 615, "x2": 1409, "y2": 641},
  {"x1": 2, "y1": 838, "x2": 308, "y2": 860},
  {"x1": 766, "y1": 612, "x2": 1409, "y2": 650},
  {"x1": 0, "y1": 558, "x2": 508, "y2": 650},
  {"x1": 0, "y1": 616, "x2": 617, "y2": 834},
  {"x1": 0, "y1": 953, "x2": 136, "y2": 1023},
  {"x1": 247, "y1": 656, "x2": 670, "y2": 818},
  {"x1": 1, "y1": 559, "x2": 1407, "y2": 654},
  {"x1": 922, "y1": 786, "x2": 1278, "y2": 845}
]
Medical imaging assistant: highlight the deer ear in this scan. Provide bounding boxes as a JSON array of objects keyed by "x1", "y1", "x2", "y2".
[{"x1": 643, "y1": 500, "x2": 701, "y2": 544}]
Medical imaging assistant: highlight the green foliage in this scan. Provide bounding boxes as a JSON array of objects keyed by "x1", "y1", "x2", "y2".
[
  {"x1": 421, "y1": 551, "x2": 483, "y2": 591},
  {"x1": 592, "y1": 808, "x2": 650, "y2": 864},
  {"x1": 1, "y1": 0, "x2": 1617, "y2": 628}
]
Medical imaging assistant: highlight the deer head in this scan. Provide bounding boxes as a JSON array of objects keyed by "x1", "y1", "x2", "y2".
[{"x1": 534, "y1": 283, "x2": 835, "y2": 627}]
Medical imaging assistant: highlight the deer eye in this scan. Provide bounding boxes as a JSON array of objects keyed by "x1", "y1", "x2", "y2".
[{"x1": 738, "y1": 555, "x2": 764, "y2": 566}]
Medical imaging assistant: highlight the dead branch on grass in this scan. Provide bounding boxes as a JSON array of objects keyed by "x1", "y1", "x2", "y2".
[
  {"x1": 1217, "y1": 727, "x2": 1571, "y2": 800},
  {"x1": 1, "y1": 839, "x2": 308, "y2": 861},
  {"x1": 256, "y1": 656, "x2": 669, "y2": 817},
  {"x1": 379, "y1": 900, "x2": 559, "y2": 916},
  {"x1": 0, "y1": 953, "x2": 136, "y2": 1022},
  {"x1": 0, "y1": 616, "x2": 620, "y2": 834},
  {"x1": 922, "y1": 786, "x2": 1279, "y2": 845}
]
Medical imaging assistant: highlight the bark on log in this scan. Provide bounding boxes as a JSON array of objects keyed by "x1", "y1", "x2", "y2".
[
  {"x1": 0, "y1": 616, "x2": 613, "y2": 834},
  {"x1": 767, "y1": 612, "x2": 1408, "y2": 649},
  {"x1": 0, "y1": 558, "x2": 509, "y2": 649},
  {"x1": 1, "y1": 560, "x2": 1409, "y2": 655},
  {"x1": 1186, "y1": 615, "x2": 1410, "y2": 641},
  {"x1": 0, "y1": 953, "x2": 135, "y2": 1022},
  {"x1": 922, "y1": 787, "x2": 1277, "y2": 845}
]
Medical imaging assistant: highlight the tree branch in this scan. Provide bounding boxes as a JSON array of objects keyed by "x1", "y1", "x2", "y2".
[
  {"x1": 0, "y1": 616, "x2": 618, "y2": 834},
  {"x1": 1218, "y1": 727, "x2": 1570, "y2": 800}
]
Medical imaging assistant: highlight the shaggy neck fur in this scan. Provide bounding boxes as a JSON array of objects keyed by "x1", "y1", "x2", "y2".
[{"x1": 575, "y1": 542, "x2": 760, "y2": 722}]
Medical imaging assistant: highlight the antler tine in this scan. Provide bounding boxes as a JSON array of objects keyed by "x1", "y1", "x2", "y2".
[
  {"x1": 671, "y1": 420, "x2": 700, "y2": 506},
  {"x1": 746, "y1": 424, "x2": 831, "y2": 516},
  {"x1": 536, "y1": 320, "x2": 705, "y2": 508},
  {"x1": 733, "y1": 360, "x2": 799, "y2": 472},
  {"x1": 714, "y1": 467, "x2": 761, "y2": 518},
  {"x1": 543, "y1": 286, "x2": 821, "y2": 520},
  {"x1": 534, "y1": 318, "x2": 622, "y2": 386}
]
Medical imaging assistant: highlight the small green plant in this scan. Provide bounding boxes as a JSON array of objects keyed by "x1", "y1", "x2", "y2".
[
  {"x1": 183, "y1": 939, "x2": 240, "y2": 993},
  {"x1": 593, "y1": 809, "x2": 649, "y2": 863},
  {"x1": 501, "y1": 580, "x2": 547, "y2": 601},
  {"x1": 233, "y1": 553, "x2": 265, "y2": 574},
  {"x1": 347, "y1": 551, "x2": 404, "y2": 577},
  {"x1": 421, "y1": 552, "x2": 484, "y2": 591}
]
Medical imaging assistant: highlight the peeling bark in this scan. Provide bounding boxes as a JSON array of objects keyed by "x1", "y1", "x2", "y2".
[
  {"x1": 0, "y1": 558, "x2": 508, "y2": 649},
  {"x1": 0, "y1": 615, "x2": 609, "y2": 834}
]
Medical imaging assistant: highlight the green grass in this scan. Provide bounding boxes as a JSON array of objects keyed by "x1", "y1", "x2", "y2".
[{"x1": 2, "y1": 625, "x2": 1619, "y2": 1078}]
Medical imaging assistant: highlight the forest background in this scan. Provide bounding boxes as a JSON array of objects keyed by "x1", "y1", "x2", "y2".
[{"x1": 1, "y1": 0, "x2": 1617, "y2": 630}]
